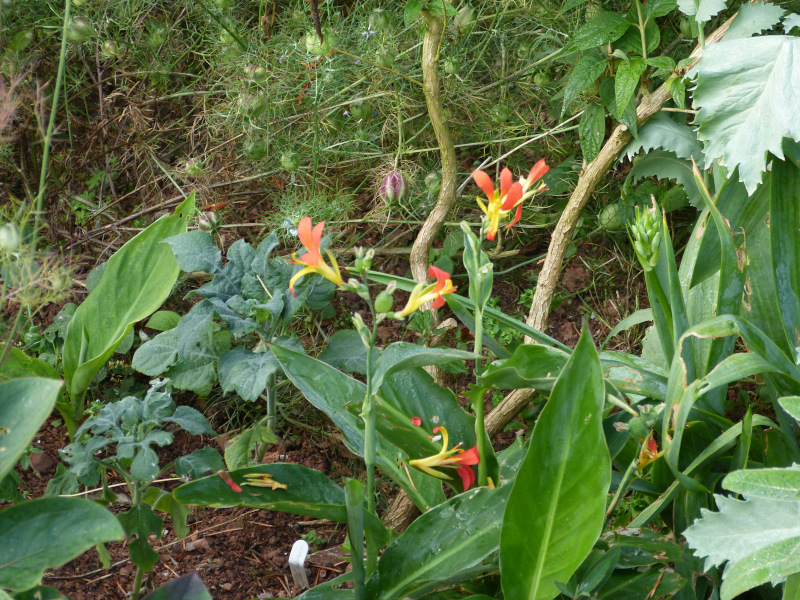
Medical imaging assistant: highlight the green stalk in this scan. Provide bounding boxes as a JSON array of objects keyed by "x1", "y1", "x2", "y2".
[
  {"x1": 33, "y1": 0, "x2": 72, "y2": 244},
  {"x1": 265, "y1": 371, "x2": 277, "y2": 432},
  {"x1": 362, "y1": 338, "x2": 377, "y2": 514},
  {"x1": 129, "y1": 481, "x2": 145, "y2": 600},
  {"x1": 605, "y1": 453, "x2": 639, "y2": 521},
  {"x1": 472, "y1": 306, "x2": 487, "y2": 487},
  {"x1": 635, "y1": 0, "x2": 647, "y2": 60}
]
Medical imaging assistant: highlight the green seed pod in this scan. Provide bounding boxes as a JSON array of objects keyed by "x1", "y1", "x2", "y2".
[
  {"x1": 0, "y1": 223, "x2": 21, "y2": 252},
  {"x1": 148, "y1": 24, "x2": 169, "y2": 49},
  {"x1": 374, "y1": 290, "x2": 394, "y2": 313},
  {"x1": 49, "y1": 272, "x2": 72, "y2": 292},
  {"x1": 349, "y1": 101, "x2": 371, "y2": 120},
  {"x1": 67, "y1": 17, "x2": 93, "y2": 43},
  {"x1": 280, "y1": 152, "x2": 301, "y2": 172},
  {"x1": 214, "y1": 0, "x2": 233, "y2": 8},
  {"x1": 424, "y1": 171, "x2": 442, "y2": 195},
  {"x1": 444, "y1": 58, "x2": 461, "y2": 75},
  {"x1": 100, "y1": 40, "x2": 121, "y2": 59},
  {"x1": 533, "y1": 72, "x2": 551, "y2": 87},
  {"x1": 369, "y1": 8, "x2": 391, "y2": 30},
  {"x1": 680, "y1": 17, "x2": 693, "y2": 39},
  {"x1": 516, "y1": 42, "x2": 532, "y2": 60},
  {"x1": 9, "y1": 29, "x2": 33, "y2": 53},
  {"x1": 242, "y1": 139, "x2": 268, "y2": 161},
  {"x1": 199, "y1": 212, "x2": 221, "y2": 234},
  {"x1": 454, "y1": 5, "x2": 477, "y2": 33},
  {"x1": 245, "y1": 65, "x2": 268, "y2": 85},
  {"x1": 490, "y1": 104, "x2": 511, "y2": 124},
  {"x1": 184, "y1": 158, "x2": 204, "y2": 177},
  {"x1": 375, "y1": 47, "x2": 396, "y2": 68},
  {"x1": 305, "y1": 29, "x2": 334, "y2": 55},
  {"x1": 598, "y1": 202, "x2": 623, "y2": 232},
  {"x1": 220, "y1": 30, "x2": 237, "y2": 45}
]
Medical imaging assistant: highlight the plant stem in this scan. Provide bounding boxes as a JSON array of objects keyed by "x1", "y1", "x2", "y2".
[
  {"x1": 635, "y1": 0, "x2": 648, "y2": 60},
  {"x1": 605, "y1": 454, "x2": 639, "y2": 521},
  {"x1": 129, "y1": 481, "x2": 145, "y2": 600},
  {"x1": 473, "y1": 307, "x2": 488, "y2": 487},
  {"x1": 265, "y1": 372, "x2": 277, "y2": 432},
  {"x1": 33, "y1": 0, "x2": 72, "y2": 244}
]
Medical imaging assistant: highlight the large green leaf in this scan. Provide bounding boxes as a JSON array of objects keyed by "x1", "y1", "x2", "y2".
[
  {"x1": 691, "y1": 36, "x2": 800, "y2": 194},
  {"x1": 368, "y1": 486, "x2": 511, "y2": 599},
  {"x1": 63, "y1": 195, "x2": 194, "y2": 403},
  {"x1": 173, "y1": 464, "x2": 390, "y2": 546},
  {"x1": 142, "y1": 573, "x2": 212, "y2": 600},
  {"x1": 371, "y1": 343, "x2": 475, "y2": 393},
  {"x1": 724, "y1": 1, "x2": 785, "y2": 40},
  {"x1": 0, "y1": 346, "x2": 60, "y2": 382},
  {"x1": 0, "y1": 378, "x2": 63, "y2": 483},
  {"x1": 628, "y1": 150, "x2": 702, "y2": 207},
  {"x1": 620, "y1": 112, "x2": 704, "y2": 165},
  {"x1": 500, "y1": 326, "x2": 611, "y2": 600},
  {"x1": 677, "y1": 0, "x2": 726, "y2": 22},
  {"x1": 0, "y1": 497, "x2": 123, "y2": 591},
  {"x1": 685, "y1": 483, "x2": 800, "y2": 600},
  {"x1": 564, "y1": 11, "x2": 631, "y2": 53}
]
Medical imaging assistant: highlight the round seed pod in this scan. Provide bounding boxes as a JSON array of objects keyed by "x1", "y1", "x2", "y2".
[
  {"x1": 67, "y1": 17, "x2": 93, "y2": 43},
  {"x1": 379, "y1": 172, "x2": 409, "y2": 203},
  {"x1": 0, "y1": 223, "x2": 20, "y2": 252}
]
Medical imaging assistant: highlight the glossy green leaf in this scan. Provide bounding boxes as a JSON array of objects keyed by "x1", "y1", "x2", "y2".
[
  {"x1": 145, "y1": 310, "x2": 181, "y2": 332},
  {"x1": 779, "y1": 396, "x2": 800, "y2": 422},
  {"x1": 596, "y1": 567, "x2": 685, "y2": 599},
  {"x1": 564, "y1": 12, "x2": 631, "y2": 53},
  {"x1": 0, "y1": 497, "x2": 123, "y2": 591},
  {"x1": 628, "y1": 150, "x2": 701, "y2": 207},
  {"x1": 118, "y1": 504, "x2": 162, "y2": 570},
  {"x1": 142, "y1": 573, "x2": 212, "y2": 600},
  {"x1": 142, "y1": 486, "x2": 191, "y2": 539},
  {"x1": 369, "y1": 486, "x2": 511, "y2": 599},
  {"x1": 344, "y1": 479, "x2": 366, "y2": 600},
  {"x1": 500, "y1": 326, "x2": 611, "y2": 600},
  {"x1": 784, "y1": 573, "x2": 800, "y2": 600},
  {"x1": 296, "y1": 573, "x2": 353, "y2": 599},
  {"x1": 173, "y1": 464, "x2": 390, "y2": 547},
  {"x1": 692, "y1": 36, "x2": 800, "y2": 194},
  {"x1": 371, "y1": 343, "x2": 475, "y2": 393},
  {"x1": 643, "y1": 0, "x2": 678, "y2": 20},
  {"x1": 770, "y1": 158, "x2": 800, "y2": 354},
  {"x1": 63, "y1": 195, "x2": 194, "y2": 403},
  {"x1": 579, "y1": 103, "x2": 605, "y2": 163},
  {"x1": 0, "y1": 346, "x2": 61, "y2": 382},
  {"x1": 175, "y1": 447, "x2": 225, "y2": 480},
  {"x1": 0, "y1": 378, "x2": 63, "y2": 483},
  {"x1": 601, "y1": 308, "x2": 653, "y2": 349}
]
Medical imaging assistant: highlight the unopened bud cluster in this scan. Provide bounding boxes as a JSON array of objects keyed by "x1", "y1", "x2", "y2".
[{"x1": 630, "y1": 202, "x2": 662, "y2": 272}]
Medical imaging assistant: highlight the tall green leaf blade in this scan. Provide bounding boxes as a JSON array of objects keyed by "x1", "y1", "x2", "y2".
[
  {"x1": 0, "y1": 378, "x2": 63, "y2": 483},
  {"x1": 691, "y1": 36, "x2": 800, "y2": 194},
  {"x1": 500, "y1": 326, "x2": 611, "y2": 600},
  {"x1": 63, "y1": 195, "x2": 195, "y2": 401},
  {"x1": 371, "y1": 343, "x2": 475, "y2": 392},
  {"x1": 770, "y1": 158, "x2": 800, "y2": 353},
  {"x1": 369, "y1": 486, "x2": 511, "y2": 600},
  {"x1": 0, "y1": 497, "x2": 123, "y2": 591}
]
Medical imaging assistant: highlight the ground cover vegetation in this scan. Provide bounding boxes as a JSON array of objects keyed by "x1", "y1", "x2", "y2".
[{"x1": 1, "y1": 0, "x2": 800, "y2": 598}]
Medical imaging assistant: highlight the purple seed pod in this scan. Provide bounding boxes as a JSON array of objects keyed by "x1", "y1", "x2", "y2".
[{"x1": 379, "y1": 172, "x2": 409, "y2": 202}]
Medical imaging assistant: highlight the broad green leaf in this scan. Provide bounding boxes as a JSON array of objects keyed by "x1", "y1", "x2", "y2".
[
  {"x1": 677, "y1": 0, "x2": 726, "y2": 22},
  {"x1": 269, "y1": 343, "x2": 446, "y2": 509},
  {"x1": 0, "y1": 497, "x2": 123, "y2": 591},
  {"x1": 145, "y1": 310, "x2": 181, "y2": 332},
  {"x1": 784, "y1": 573, "x2": 800, "y2": 600},
  {"x1": 63, "y1": 195, "x2": 194, "y2": 402},
  {"x1": 368, "y1": 486, "x2": 511, "y2": 599},
  {"x1": 500, "y1": 326, "x2": 611, "y2": 600},
  {"x1": 296, "y1": 574, "x2": 353, "y2": 599},
  {"x1": 596, "y1": 568, "x2": 685, "y2": 599},
  {"x1": 217, "y1": 347, "x2": 279, "y2": 401},
  {"x1": 628, "y1": 150, "x2": 701, "y2": 207},
  {"x1": 564, "y1": 12, "x2": 631, "y2": 53},
  {"x1": 685, "y1": 492, "x2": 800, "y2": 599},
  {"x1": 318, "y1": 329, "x2": 368, "y2": 374},
  {"x1": 0, "y1": 346, "x2": 61, "y2": 382},
  {"x1": 371, "y1": 343, "x2": 475, "y2": 393},
  {"x1": 724, "y1": 1, "x2": 785, "y2": 40},
  {"x1": 404, "y1": 0, "x2": 425, "y2": 27},
  {"x1": 0, "y1": 378, "x2": 63, "y2": 483},
  {"x1": 223, "y1": 425, "x2": 278, "y2": 471},
  {"x1": 13, "y1": 586, "x2": 69, "y2": 599},
  {"x1": 600, "y1": 77, "x2": 637, "y2": 136},
  {"x1": 118, "y1": 504, "x2": 163, "y2": 570},
  {"x1": 643, "y1": 0, "x2": 678, "y2": 21},
  {"x1": 691, "y1": 36, "x2": 800, "y2": 194},
  {"x1": 142, "y1": 486, "x2": 191, "y2": 539},
  {"x1": 344, "y1": 479, "x2": 366, "y2": 599},
  {"x1": 479, "y1": 344, "x2": 569, "y2": 391},
  {"x1": 175, "y1": 447, "x2": 225, "y2": 480},
  {"x1": 562, "y1": 54, "x2": 607, "y2": 114},
  {"x1": 132, "y1": 329, "x2": 179, "y2": 376},
  {"x1": 786, "y1": 13, "x2": 800, "y2": 33},
  {"x1": 579, "y1": 103, "x2": 605, "y2": 163},
  {"x1": 173, "y1": 464, "x2": 390, "y2": 546},
  {"x1": 615, "y1": 57, "x2": 647, "y2": 122},
  {"x1": 143, "y1": 573, "x2": 212, "y2": 600},
  {"x1": 722, "y1": 465, "x2": 800, "y2": 501},
  {"x1": 601, "y1": 308, "x2": 653, "y2": 349},
  {"x1": 779, "y1": 396, "x2": 800, "y2": 422},
  {"x1": 163, "y1": 230, "x2": 221, "y2": 274},
  {"x1": 620, "y1": 112, "x2": 704, "y2": 165}
]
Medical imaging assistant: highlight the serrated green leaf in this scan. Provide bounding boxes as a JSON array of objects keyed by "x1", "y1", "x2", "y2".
[
  {"x1": 691, "y1": 36, "x2": 800, "y2": 194},
  {"x1": 562, "y1": 54, "x2": 607, "y2": 113},
  {"x1": 404, "y1": 0, "x2": 425, "y2": 28},
  {"x1": 621, "y1": 112, "x2": 703, "y2": 164},
  {"x1": 644, "y1": 0, "x2": 678, "y2": 21},
  {"x1": 668, "y1": 77, "x2": 687, "y2": 108},
  {"x1": 564, "y1": 12, "x2": 631, "y2": 53},
  {"x1": 785, "y1": 13, "x2": 800, "y2": 33},
  {"x1": 615, "y1": 57, "x2": 647, "y2": 122},
  {"x1": 500, "y1": 326, "x2": 611, "y2": 600},
  {"x1": 677, "y1": 0, "x2": 727, "y2": 22},
  {"x1": 722, "y1": 465, "x2": 800, "y2": 501},
  {"x1": 579, "y1": 103, "x2": 606, "y2": 163},
  {"x1": 599, "y1": 77, "x2": 637, "y2": 136},
  {"x1": 629, "y1": 150, "x2": 701, "y2": 206},
  {"x1": 725, "y1": 1, "x2": 785, "y2": 40}
]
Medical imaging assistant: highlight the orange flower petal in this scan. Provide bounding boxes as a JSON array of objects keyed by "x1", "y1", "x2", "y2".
[
  {"x1": 527, "y1": 158, "x2": 549, "y2": 185},
  {"x1": 297, "y1": 217, "x2": 314, "y2": 249},
  {"x1": 472, "y1": 170, "x2": 495, "y2": 201},
  {"x1": 501, "y1": 182, "x2": 523, "y2": 211},
  {"x1": 506, "y1": 203, "x2": 524, "y2": 230},
  {"x1": 499, "y1": 168, "x2": 513, "y2": 197}
]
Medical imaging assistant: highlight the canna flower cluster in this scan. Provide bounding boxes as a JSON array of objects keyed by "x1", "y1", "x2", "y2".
[
  {"x1": 472, "y1": 159, "x2": 549, "y2": 241},
  {"x1": 409, "y1": 427, "x2": 480, "y2": 490},
  {"x1": 289, "y1": 217, "x2": 344, "y2": 296}
]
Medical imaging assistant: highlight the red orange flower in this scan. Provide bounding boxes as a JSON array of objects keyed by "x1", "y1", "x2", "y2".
[
  {"x1": 472, "y1": 160, "x2": 549, "y2": 240},
  {"x1": 409, "y1": 427, "x2": 479, "y2": 490},
  {"x1": 395, "y1": 266, "x2": 456, "y2": 317},
  {"x1": 289, "y1": 217, "x2": 344, "y2": 296}
]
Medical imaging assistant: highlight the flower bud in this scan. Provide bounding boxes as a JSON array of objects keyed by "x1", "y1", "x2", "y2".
[
  {"x1": 374, "y1": 287, "x2": 395, "y2": 313},
  {"x1": 379, "y1": 172, "x2": 409, "y2": 203},
  {"x1": 280, "y1": 152, "x2": 300, "y2": 172},
  {"x1": 199, "y1": 212, "x2": 221, "y2": 234},
  {"x1": 245, "y1": 64, "x2": 268, "y2": 85},
  {"x1": 444, "y1": 58, "x2": 461, "y2": 74},
  {"x1": 424, "y1": 171, "x2": 442, "y2": 195},
  {"x1": 100, "y1": 40, "x2": 121, "y2": 59},
  {"x1": 183, "y1": 157, "x2": 204, "y2": 177},
  {"x1": 0, "y1": 223, "x2": 20, "y2": 252}
]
